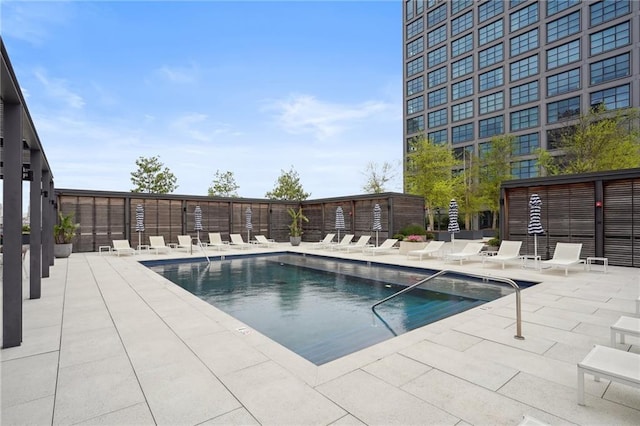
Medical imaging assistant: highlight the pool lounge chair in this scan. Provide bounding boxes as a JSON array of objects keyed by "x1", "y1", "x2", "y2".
[
  {"x1": 176, "y1": 235, "x2": 193, "y2": 252},
  {"x1": 329, "y1": 234, "x2": 355, "y2": 250},
  {"x1": 149, "y1": 236, "x2": 172, "y2": 254},
  {"x1": 444, "y1": 242, "x2": 485, "y2": 265},
  {"x1": 541, "y1": 242, "x2": 583, "y2": 276},
  {"x1": 229, "y1": 233, "x2": 252, "y2": 249},
  {"x1": 310, "y1": 233, "x2": 336, "y2": 249},
  {"x1": 407, "y1": 240, "x2": 445, "y2": 260},
  {"x1": 205, "y1": 232, "x2": 228, "y2": 250},
  {"x1": 254, "y1": 235, "x2": 277, "y2": 247},
  {"x1": 363, "y1": 238, "x2": 399, "y2": 255},
  {"x1": 482, "y1": 240, "x2": 522, "y2": 269},
  {"x1": 112, "y1": 240, "x2": 136, "y2": 256},
  {"x1": 336, "y1": 235, "x2": 372, "y2": 252}
]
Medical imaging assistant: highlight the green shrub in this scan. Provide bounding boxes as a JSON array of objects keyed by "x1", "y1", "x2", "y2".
[
  {"x1": 399, "y1": 224, "x2": 427, "y2": 236},
  {"x1": 392, "y1": 233, "x2": 405, "y2": 241},
  {"x1": 487, "y1": 237, "x2": 500, "y2": 247}
]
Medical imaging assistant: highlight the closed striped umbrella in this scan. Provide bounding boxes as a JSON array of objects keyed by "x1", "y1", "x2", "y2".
[
  {"x1": 372, "y1": 204, "x2": 382, "y2": 246},
  {"x1": 528, "y1": 194, "x2": 544, "y2": 261},
  {"x1": 194, "y1": 206, "x2": 203, "y2": 242},
  {"x1": 335, "y1": 206, "x2": 345, "y2": 241},
  {"x1": 245, "y1": 207, "x2": 253, "y2": 242},
  {"x1": 447, "y1": 199, "x2": 460, "y2": 247},
  {"x1": 135, "y1": 204, "x2": 144, "y2": 249}
]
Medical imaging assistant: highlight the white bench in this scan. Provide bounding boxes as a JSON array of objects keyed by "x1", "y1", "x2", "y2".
[
  {"x1": 577, "y1": 345, "x2": 640, "y2": 405},
  {"x1": 611, "y1": 316, "x2": 640, "y2": 346}
]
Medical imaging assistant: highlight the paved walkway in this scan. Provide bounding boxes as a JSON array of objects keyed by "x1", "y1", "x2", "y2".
[{"x1": 2, "y1": 242, "x2": 639, "y2": 425}]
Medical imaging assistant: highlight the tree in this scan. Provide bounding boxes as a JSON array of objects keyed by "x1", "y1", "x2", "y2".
[
  {"x1": 479, "y1": 135, "x2": 515, "y2": 229},
  {"x1": 453, "y1": 148, "x2": 484, "y2": 230},
  {"x1": 405, "y1": 135, "x2": 458, "y2": 230},
  {"x1": 362, "y1": 161, "x2": 397, "y2": 193},
  {"x1": 130, "y1": 156, "x2": 178, "y2": 194},
  {"x1": 538, "y1": 106, "x2": 640, "y2": 175},
  {"x1": 208, "y1": 170, "x2": 239, "y2": 197},
  {"x1": 265, "y1": 166, "x2": 310, "y2": 201}
]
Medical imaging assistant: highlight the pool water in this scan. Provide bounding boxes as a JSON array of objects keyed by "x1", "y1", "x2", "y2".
[{"x1": 149, "y1": 254, "x2": 523, "y2": 365}]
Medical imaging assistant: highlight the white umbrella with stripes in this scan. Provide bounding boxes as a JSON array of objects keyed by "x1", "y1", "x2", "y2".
[
  {"x1": 135, "y1": 204, "x2": 144, "y2": 249},
  {"x1": 335, "y1": 207, "x2": 345, "y2": 242},
  {"x1": 372, "y1": 204, "x2": 382, "y2": 247},
  {"x1": 528, "y1": 193, "x2": 544, "y2": 261},
  {"x1": 448, "y1": 199, "x2": 460, "y2": 247},
  {"x1": 245, "y1": 207, "x2": 253, "y2": 242},
  {"x1": 194, "y1": 206, "x2": 203, "y2": 242}
]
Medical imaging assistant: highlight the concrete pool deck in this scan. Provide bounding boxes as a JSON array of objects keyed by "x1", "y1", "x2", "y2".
[{"x1": 2, "y1": 241, "x2": 639, "y2": 425}]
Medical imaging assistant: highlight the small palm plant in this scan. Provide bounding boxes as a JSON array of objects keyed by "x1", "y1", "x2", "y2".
[
  {"x1": 54, "y1": 213, "x2": 79, "y2": 244},
  {"x1": 287, "y1": 207, "x2": 309, "y2": 237}
]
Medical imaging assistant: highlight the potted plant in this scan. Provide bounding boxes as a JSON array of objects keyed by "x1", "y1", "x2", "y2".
[
  {"x1": 287, "y1": 207, "x2": 308, "y2": 246},
  {"x1": 486, "y1": 237, "x2": 501, "y2": 252},
  {"x1": 54, "y1": 212, "x2": 79, "y2": 258}
]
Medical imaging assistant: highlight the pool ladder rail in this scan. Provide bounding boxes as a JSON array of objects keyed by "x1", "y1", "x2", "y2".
[{"x1": 371, "y1": 269, "x2": 524, "y2": 340}]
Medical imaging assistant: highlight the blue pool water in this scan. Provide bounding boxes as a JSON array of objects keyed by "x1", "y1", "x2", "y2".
[{"x1": 148, "y1": 254, "x2": 532, "y2": 365}]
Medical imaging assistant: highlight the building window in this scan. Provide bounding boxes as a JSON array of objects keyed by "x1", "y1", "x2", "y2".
[
  {"x1": 417, "y1": 0, "x2": 424, "y2": 14},
  {"x1": 510, "y1": 54, "x2": 538, "y2": 82},
  {"x1": 452, "y1": 55, "x2": 473, "y2": 79},
  {"x1": 452, "y1": 100, "x2": 473, "y2": 122},
  {"x1": 407, "y1": 18, "x2": 424, "y2": 39},
  {"x1": 512, "y1": 133, "x2": 539, "y2": 155},
  {"x1": 428, "y1": 108, "x2": 448, "y2": 127},
  {"x1": 479, "y1": 91, "x2": 504, "y2": 115},
  {"x1": 479, "y1": 115, "x2": 504, "y2": 138},
  {"x1": 509, "y1": 0, "x2": 526, "y2": 8},
  {"x1": 479, "y1": 0, "x2": 504, "y2": 23},
  {"x1": 546, "y1": 11, "x2": 580, "y2": 43},
  {"x1": 590, "y1": 0, "x2": 630, "y2": 27},
  {"x1": 427, "y1": 25, "x2": 447, "y2": 47},
  {"x1": 407, "y1": 37, "x2": 424, "y2": 58},
  {"x1": 479, "y1": 67, "x2": 504, "y2": 91},
  {"x1": 428, "y1": 87, "x2": 447, "y2": 108},
  {"x1": 547, "y1": 39, "x2": 580, "y2": 69},
  {"x1": 452, "y1": 33, "x2": 473, "y2": 57},
  {"x1": 510, "y1": 106, "x2": 539, "y2": 131},
  {"x1": 451, "y1": 11, "x2": 473, "y2": 36},
  {"x1": 427, "y1": 4, "x2": 447, "y2": 27},
  {"x1": 427, "y1": 45, "x2": 447, "y2": 67},
  {"x1": 452, "y1": 123, "x2": 474, "y2": 144},
  {"x1": 479, "y1": 43, "x2": 504, "y2": 69},
  {"x1": 590, "y1": 53, "x2": 631, "y2": 85},
  {"x1": 590, "y1": 22, "x2": 630, "y2": 56},
  {"x1": 407, "y1": 115, "x2": 425, "y2": 134},
  {"x1": 510, "y1": 3, "x2": 538, "y2": 32},
  {"x1": 510, "y1": 29, "x2": 539, "y2": 57},
  {"x1": 479, "y1": 19, "x2": 503, "y2": 46},
  {"x1": 547, "y1": 0, "x2": 579, "y2": 17},
  {"x1": 428, "y1": 129, "x2": 448, "y2": 144},
  {"x1": 510, "y1": 81, "x2": 539, "y2": 106},
  {"x1": 452, "y1": 78, "x2": 473, "y2": 100},
  {"x1": 407, "y1": 76, "x2": 424, "y2": 96},
  {"x1": 427, "y1": 66, "x2": 447, "y2": 88},
  {"x1": 547, "y1": 68, "x2": 581, "y2": 97},
  {"x1": 407, "y1": 96, "x2": 424, "y2": 114},
  {"x1": 407, "y1": 56, "x2": 424, "y2": 77},
  {"x1": 406, "y1": 0, "x2": 415, "y2": 20},
  {"x1": 590, "y1": 84, "x2": 631, "y2": 110},
  {"x1": 547, "y1": 96, "x2": 581, "y2": 123},
  {"x1": 451, "y1": 0, "x2": 473, "y2": 15},
  {"x1": 511, "y1": 159, "x2": 538, "y2": 178}
]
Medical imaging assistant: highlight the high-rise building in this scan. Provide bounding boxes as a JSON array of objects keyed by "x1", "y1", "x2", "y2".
[{"x1": 403, "y1": 0, "x2": 640, "y2": 187}]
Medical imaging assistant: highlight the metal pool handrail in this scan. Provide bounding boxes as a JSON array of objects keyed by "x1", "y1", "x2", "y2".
[{"x1": 371, "y1": 269, "x2": 524, "y2": 340}]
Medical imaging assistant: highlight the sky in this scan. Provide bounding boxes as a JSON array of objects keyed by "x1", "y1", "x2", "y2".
[{"x1": 2, "y1": 0, "x2": 403, "y2": 204}]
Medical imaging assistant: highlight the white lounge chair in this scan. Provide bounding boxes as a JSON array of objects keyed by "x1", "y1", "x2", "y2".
[
  {"x1": 407, "y1": 240, "x2": 445, "y2": 260},
  {"x1": 310, "y1": 233, "x2": 336, "y2": 249},
  {"x1": 176, "y1": 235, "x2": 193, "y2": 252},
  {"x1": 541, "y1": 242, "x2": 583, "y2": 276},
  {"x1": 149, "y1": 236, "x2": 171, "y2": 254},
  {"x1": 336, "y1": 235, "x2": 372, "y2": 252},
  {"x1": 363, "y1": 238, "x2": 398, "y2": 255},
  {"x1": 112, "y1": 240, "x2": 136, "y2": 256},
  {"x1": 230, "y1": 233, "x2": 252, "y2": 249},
  {"x1": 482, "y1": 240, "x2": 522, "y2": 269},
  {"x1": 205, "y1": 232, "x2": 228, "y2": 250},
  {"x1": 254, "y1": 235, "x2": 277, "y2": 247},
  {"x1": 444, "y1": 242, "x2": 485, "y2": 265},
  {"x1": 329, "y1": 234, "x2": 355, "y2": 250}
]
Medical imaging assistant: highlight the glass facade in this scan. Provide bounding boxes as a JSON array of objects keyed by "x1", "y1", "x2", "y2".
[
  {"x1": 451, "y1": 78, "x2": 473, "y2": 100},
  {"x1": 510, "y1": 3, "x2": 538, "y2": 32},
  {"x1": 510, "y1": 106, "x2": 539, "y2": 131},
  {"x1": 590, "y1": 22, "x2": 630, "y2": 55},
  {"x1": 452, "y1": 123, "x2": 474, "y2": 144},
  {"x1": 546, "y1": 11, "x2": 580, "y2": 43},
  {"x1": 590, "y1": 53, "x2": 631, "y2": 85},
  {"x1": 479, "y1": 91, "x2": 504, "y2": 115},
  {"x1": 510, "y1": 81, "x2": 538, "y2": 106},
  {"x1": 590, "y1": 84, "x2": 631, "y2": 110},
  {"x1": 510, "y1": 55, "x2": 538, "y2": 82},
  {"x1": 510, "y1": 29, "x2": 538, "y2": 57},
  {"x1": 547, "y1": 96, "x2": 581, "y2": 123},
  {"x1": 479, "y1": 67, "x2": 504, "y2": 91},
  {"x1": 547, "y1": 68, "x2": 580, "y2": 97},
  {"x1": 546, "y1": 39, "x2": 580, "y2": 69},
  {"x1": 479, "y1": 19, "x2": 503, "y2": 46},
  {"x1": 590, "y1": 0, "x2": 630, "y2": 26},
  {"x1": 479, "y1": 115, "x2": 504, "y2": 138},
  {"x1": 479, "y1": 43, "x2": 503, "y2": 69},
  {"x1": 452, "y1": 34, "x2": 473, "y2": 57}
]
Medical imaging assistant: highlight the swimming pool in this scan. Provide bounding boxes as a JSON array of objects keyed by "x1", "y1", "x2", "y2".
[{"x1": 147, "y1": 253, "x2": 534, "y2": 365}]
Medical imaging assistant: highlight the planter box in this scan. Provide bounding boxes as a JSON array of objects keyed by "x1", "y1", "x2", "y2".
[{"x1": 399, "y1": 241, "x2": 427, "y2": 254}]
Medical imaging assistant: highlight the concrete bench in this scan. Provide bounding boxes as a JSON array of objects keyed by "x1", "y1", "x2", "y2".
[
  {"x1": 611, "y1": 316, "x2": 640, "y2": 346},
  {"x1": 577, "y1": 345, "x2": 640, "y2": 405}
]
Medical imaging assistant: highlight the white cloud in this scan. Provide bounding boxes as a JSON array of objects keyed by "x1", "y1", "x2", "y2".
[
  {"x1": 156, "y1": 64, "x2": 199, "y2": 84},
  {"x1": 34, "y1": 68, "x2": 85, "y2": 109},
  {"x1": 1, "y1": 1, "x2": 75, "y2": 46}
]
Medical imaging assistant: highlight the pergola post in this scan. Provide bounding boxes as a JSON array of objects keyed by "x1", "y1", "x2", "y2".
[
  {"x1": 41, "y1": 171, "x2": 52, "y2": 277},
  {"x1": 30, "y1": 148, "x2": 42, "y2": 299}
]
